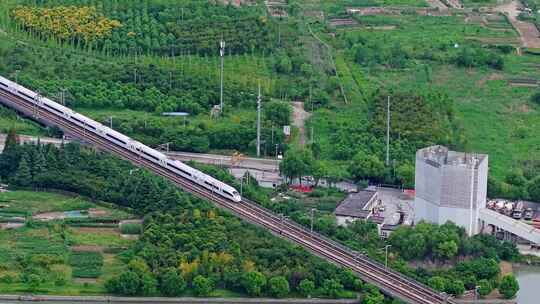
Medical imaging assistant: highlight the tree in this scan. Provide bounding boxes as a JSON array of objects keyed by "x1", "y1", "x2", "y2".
[
  {"x1": 268, "y1": 276, "x2": 290, "y2": 298},
  {"x1": 499, "y1": 274, "x2": 519, "y2": 299},
  {"x1": 105, "y1": 270, "x2": 140, "y2": 295},
  {"x1": 428, "y1": 276, "x2": 446, "y2": 292},
  {"x1": 532, "y1": 89, "x2": 540, "y2": 105},
  {"x1": 322, "y1": 279, "x2": 344, "y2": 298},
  {"x1": 3, "y1": 128, "x2": 19, "y2": 153},
  {"x1": 159, "y1": 268, "x2": 186, "y2": 296},
  {"x1": 389, "y1": 227, "x2": 427, "y2": 260},
  {"x1": 298, "y1": 279, "x2": 315, "y2": 297},
  {"x1": 27, "y1": 274, "x2": 42, "y2": 291},
  {"x1": 264, "y1": 101, "x2": 292, "y2": 126},
  {"x1": 396, "y1": 163, "x2": 414, "y2": 188},
  {"x1": 434, "y1": 240, "x2": 458, "y2": 260},
  {"x1": 242, "y1": 271, "x2": 267, "y2": 296},
  {"x1": 528, "y1": 176, "x2": 540, "y2": 202},
  {"x1": 279, "y1": 149, "x2": 313, "y2": 184},
  {"x1": 444, "y1": 279, "x2": 465, "y2": 296},
  {"x1": 348, "y1": 151, "x2": 384, "y2": 181},
  {"x1": 338, "y1": 269, "x2": 357, "y2": 290},
  {"x1": 362, "y1": 287, "x2": 385, "y2": 304},
  {"x1": 193, "y1": 275, "x2": 213, "y2": 296},
  {"x1": 477, "y1": 279, "x2": 492, "y2": 297},
  {"x1": 312, "y1": 161, "x2": 327, "y2": 187},
  {"x1": 13, "y1": 153, "x2": 32, "y2": 187}
]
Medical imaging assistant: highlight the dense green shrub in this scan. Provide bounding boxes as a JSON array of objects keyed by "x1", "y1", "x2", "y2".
[{"x1": 120, "y1": 223, "x2": 142, "y2": 235}]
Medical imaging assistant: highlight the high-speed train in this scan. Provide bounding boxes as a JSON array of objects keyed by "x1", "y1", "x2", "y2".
[{"x1": 0, "y1": 76, "x2": 242, "y2": 203}]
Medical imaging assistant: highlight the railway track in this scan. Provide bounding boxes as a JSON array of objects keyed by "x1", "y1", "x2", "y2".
[{"x1": 0, "y1": 89, "x2": 454, "y2": 304}]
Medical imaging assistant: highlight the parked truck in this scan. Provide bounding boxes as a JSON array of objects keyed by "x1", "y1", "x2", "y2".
[
  {"x1": 524, "y1": 208, "x2": 534, "y2": 220},
  {"x1": 512, "y1": 201, "x2": 524, "y2": 219}
]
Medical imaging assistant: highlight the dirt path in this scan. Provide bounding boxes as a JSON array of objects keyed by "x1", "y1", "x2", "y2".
[
  {"x1": 291, "y1": 102, "x2": 311, "y2": 147},
  {"x1": 495, "y1": 0, "x2": 540, "y2": 48},
  {"x1": 426, "y1": 0, "x2": 449, "y2": 10}
]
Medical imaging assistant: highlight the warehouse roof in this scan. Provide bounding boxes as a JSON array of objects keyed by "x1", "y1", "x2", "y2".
[{"x1": 335, "y1": 190, "x2": 377, "y2": 218}]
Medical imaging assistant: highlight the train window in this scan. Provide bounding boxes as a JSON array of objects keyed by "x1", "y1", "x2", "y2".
[
  {"x1": 224, "y1": 191, "x2": 233, "y2": 197},
  {"x1": 105, "y1": 134, "x2": 127, "y2": 145},
  {"x1": 142, "y1": 151, "x2": 159, "y2": 161},
  {"x1": 0, "y1": 82, "x2": 7, "y2": 87},
  {"x1": 71, "y1": 116, "x2": 85, "y2": 125},
  {"x1": 19, "y1": 91, "x2": 34, "y2": 100},
  {"x1": 168, "y1": 162, "x2": 192, "y2": 176},
  {"x1": 43, "y1": 103, "x2": 63, "y2": 114}
]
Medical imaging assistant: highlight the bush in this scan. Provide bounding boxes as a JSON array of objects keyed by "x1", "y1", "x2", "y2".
[
  {"x1": 51, "y1": 265, "x2": 71, "y2": 286},
  {"x1": 193, "y1": 275, "x2": 214, "y2": 296},
  {"x1": 298, "y1": 279, "x2": 315, "y2": 297},
  {"x1": 499, "y1": 274, "x2": 519, "y2": 299},
  {"x1": 268, "y1": 276, "x2": 290, "y2": 298},
  {"x1": 120, "y1": 223, "x2": 142, "y2": 235},
  {"x1": 308, "y1": 188, "x2": 326, "y2": 198},
  {"x1": 159, "y1": 268, "x2": 186, "y2": 296},
  {"x1": 477, "y1": 279, "x2": 492, "y2": 297},
  {"x1": 531, "y1": 90, "x2": 540, "y2": 105},
  {"x1": 0, "y1": 272, "x2": 17, "y2": 284}
]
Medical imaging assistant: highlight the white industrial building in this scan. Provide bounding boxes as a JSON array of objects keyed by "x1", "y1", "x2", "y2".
[{"x1": 414, "y1": 145, "x2": 488, "y2": 236}]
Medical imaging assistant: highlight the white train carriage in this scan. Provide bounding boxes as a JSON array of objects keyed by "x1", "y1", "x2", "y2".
[{"x1": 0, "y1": 75, "x2": 242, "y2": 203}]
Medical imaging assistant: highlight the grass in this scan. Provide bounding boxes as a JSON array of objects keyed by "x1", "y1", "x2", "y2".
[
  {"x1": 69, "y1": 227, "x2": 132, "y2": 247},
  {"x1": 0, "y1": 190, "x2": 134, "y2": 294},
  {"x1": 0, "y1": 191, "x2": 94, "y2": 215},
  {"x1": 69, "y1": 252, "x2": 104, "y2": 278},
  {"x1": 305, "y1": 9, "x2": 539, "y2": 182},
  {"x1": 0, "y1": 190, "x2": 132, "y2": 219}
]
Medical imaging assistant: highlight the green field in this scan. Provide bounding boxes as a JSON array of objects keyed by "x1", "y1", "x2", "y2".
[
  {"x1": 0, "y1": 191, "x2": 136, "y2": 294},
  {"x1": 0, "y1": 190, "x2": 131, "y2": 218},
  {"x1": 305, "y1": 9, "x2": 540, "y2": 186}
]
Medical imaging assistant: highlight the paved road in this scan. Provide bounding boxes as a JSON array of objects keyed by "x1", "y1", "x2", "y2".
[
  {"x1": 0, "y1": 134, "x2": 281, "y2": 172},
  {"x1": 167, "y1": 151, "x2": 280, "y2": 172},
  {"x1": 0, "y1": 133, "x2": 66, "y2": 151}
]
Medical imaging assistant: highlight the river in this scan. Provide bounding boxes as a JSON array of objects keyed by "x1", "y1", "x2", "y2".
[{"x1": 515, "y1": 265, "x2": 540, "y2": 304}]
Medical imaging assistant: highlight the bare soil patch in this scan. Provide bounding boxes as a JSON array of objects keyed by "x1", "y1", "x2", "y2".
[
  {"x1": 71, "y1": 245, "x2": 104, "y2": 252},
  {"x1": 500, "y1": 260, "x2": 513, "y2": 275},
  {"x1": 75, "y1": 227, "x2": 119, "y2": 234},
  {"x1": 33, "y1": 211, "x2": 65, "y2": 221},
  {"x1": 291, "y1": 102, "x2": 311, "y2": 147},
  {"x1": 74, "y1": 278, "x2": 98, "y2": 284},
  {"x1": 476, "y1": 72, "x2": 504, "y2": 86},
  {"x1": 494, "y1": 0, "x2": 540, "y2": 48}
]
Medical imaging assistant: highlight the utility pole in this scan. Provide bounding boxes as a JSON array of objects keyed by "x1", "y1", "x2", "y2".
[
  {"x1": 278, "y1": 23, "x2": 281, "y2": 46},
  {"x1": 271, "y1": 123, "x2": 275, "y2": 146},
  {"x1": 256, "y1": 83, "x2": 262, "y2": 157},
  {"x1": 109, "y1": 116, "x2": 113, "y2": 129},
  {"x1": 310, "y1": 208, "x2": 316, "y2": 234},
  {"x1": 386, "y1": 96, "x2": 390, "y2": 166},
  {"x1": 219, "y1": 39, "x2": 225, "y2": 115},
  {"x1": 384, "y1": 245, "x2": 391, "y2": 268}
]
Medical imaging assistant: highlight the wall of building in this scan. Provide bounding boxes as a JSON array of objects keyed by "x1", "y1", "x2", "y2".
[
  {"x1": 414, "y1": 146, "x2": 488, "y2": 236},
  {"x1": 415, "y1": 153, "x2": 442, "y2": 206}
]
